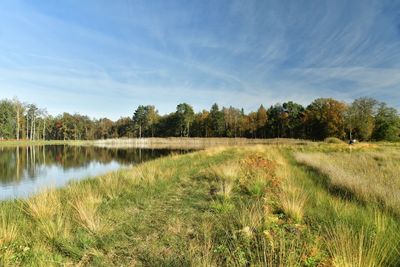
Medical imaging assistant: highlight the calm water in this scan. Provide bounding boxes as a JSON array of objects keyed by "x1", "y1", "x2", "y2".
[{"x1": 0, "y1": 145, "x2": 186, "y2": 200}]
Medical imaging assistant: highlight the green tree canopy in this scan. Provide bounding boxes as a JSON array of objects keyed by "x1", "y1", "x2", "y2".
[
  {"x1": 133, "y1": 105, "x2": 147, "y2": 138},
  {"x1": 0, "y1": 100, "x2": 16, "y2": 139},
  {"x1": 176, "y1": 103, "x2": 195, "y2": 137},
  {"x1": 372, "y1": 103, "x2": 400, "y2": 141}
]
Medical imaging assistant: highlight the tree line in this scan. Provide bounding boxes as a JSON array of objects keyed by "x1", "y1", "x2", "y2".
[{"x1": 0, "y1": 97, "x2": 399, "y2": 141}]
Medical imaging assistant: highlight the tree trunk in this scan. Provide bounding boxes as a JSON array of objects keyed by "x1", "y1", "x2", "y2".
[
  {"x1": 26, "y1": 116, "x2": 29, "y2": 140},
  {"x1": 33, "y1": 116, "x2": 36, "y2": 141},
  {"x1": 30, "y1": 118, "x2": 33, "y2": 140},
  {"x1": 43, "y1": 119, "x2": 46, "y2": 141},
  {"x1": 16, "y1": 107, "x2": 20, "y2": 140}
]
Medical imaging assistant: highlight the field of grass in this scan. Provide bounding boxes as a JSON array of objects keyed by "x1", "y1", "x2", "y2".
[
  {"x1": 0, "y1": 141, "x2": 399, "y2": 266},
  {"x1": 295, "y1": 148, "x2": 400, "y2": 213}
]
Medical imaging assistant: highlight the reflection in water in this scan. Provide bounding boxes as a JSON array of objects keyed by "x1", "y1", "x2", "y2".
[{"x1": 0, "y1": 145, "x2": 187, "y2": 200}]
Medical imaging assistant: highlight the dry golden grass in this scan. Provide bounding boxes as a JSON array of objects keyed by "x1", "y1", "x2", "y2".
[
  {"x1": 260, "y1": 235, "x2": 308, "y2": 267},
  {"x1": 132, "y1": 164, "x2": 162, "y2": 185},
  {"x1": 98, "y1": 171, "x2": 126, "y2": 200},
  {"x1": 237, "y1": 201, "x2": 264, "y2": 230},
  {"x1": 326, "y1": 224, "x2": 396, "y2": 267},
  {"x1": 280, "y1": 182, "x2": 308, "y2": 223},
  {"x1": 294, "y1": 150, "x2": 400, "y2": 212},
  {"x1": 39, "y1": 214, "x2": 71, "y2": 240},
  {"x1": 69, "y1": 186, "x2": 103, "y2": 233},
  {"x1": 23, "y1": 189, "x2": 60, "y2": 220},
  {"x1": 0, "y1": 211, "x2": 18, "y2": 245},
  {"x1": 93, "y1": 137, "x2": 311, "y2": 149},
  {"x1": 203, "y1": 146, "x2": 230, "y2": 156},
  {"x1": 208, "y1": 161, "x2": 241, "y2": 198},
  {"x1": 209, "y1": 161, "x2": 241, "y2": 181}
]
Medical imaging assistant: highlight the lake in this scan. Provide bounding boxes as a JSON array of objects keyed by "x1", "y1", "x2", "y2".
[{"x1": 0, "y1": 145, "x2": 187, "y2": 200}]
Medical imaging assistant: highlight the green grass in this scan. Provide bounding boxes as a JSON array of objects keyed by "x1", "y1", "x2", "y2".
[
  {"x1": 0, "y1": 142, "x2": 399, "y2": 266},
  {"x1": 285, "y1": 146, "x2": 400, "y2": 266}
]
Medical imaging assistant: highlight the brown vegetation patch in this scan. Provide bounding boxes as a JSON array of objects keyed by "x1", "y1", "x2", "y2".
[{"x1": 241, "y1": 154, "x2": 279, "y2": 186}]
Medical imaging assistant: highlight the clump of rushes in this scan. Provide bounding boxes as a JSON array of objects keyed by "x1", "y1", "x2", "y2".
[
  {"x1": 208, "y1": 161, "x2": 241, "y2": 198},
  {"x1": 132, "y1": 164, "x2": 160, "y2": 185},
  {"x1": 69, "y1": 185, "x2": 103, "y2": 233},
  {"x1": 280, "y1": 182, "x2": 308, "y2": 223},
  {"x1": 39, "y1": 214, "x2": 71, "y2": 241},
  {"x1": 98, "y1": 171, "x2": 126, "y2": 200},
  {"x1": 0, "y1": 211, "x2": 18, "y2": 245},
  {"x1": 23, "y1": 188, "x2": 60, "y2": 221}
]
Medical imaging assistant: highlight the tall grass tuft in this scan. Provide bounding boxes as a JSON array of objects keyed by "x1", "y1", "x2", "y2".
[
  {"x1": 70, "y1": 186, "x2": 103, "y2": 233},
  {"x1": 0, "y1": 211, "x2": 18, "y2": 245},
  {"x1": 98, "y1": 171, "x2": 126, "y2": 200},
  {"x1": 39, "y1": 214, "x2": 71, "y2": 240},
  {"x1": 23, "y1": 188, "x2": 60, "y2": 220},
  {"x1": 132, "y1": 164, "x2": 161, "y2": 185},
  {"x1": 326, "y1": 224, "x2": 398, "y2": 267},
  {"x1": 208, "y1": 161, "x2": 241, "y2": 198},
  {"x1": 280, "y1": 183, "x2": 308, "y2": 223}
]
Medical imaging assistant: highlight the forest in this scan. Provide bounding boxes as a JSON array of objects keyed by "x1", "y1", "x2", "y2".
[{"x1": 0, "y1": 97, "x2": 399, "y2": 142}]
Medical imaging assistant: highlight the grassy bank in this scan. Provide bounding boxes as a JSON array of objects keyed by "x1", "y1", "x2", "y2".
[{"x1": 0, "y1": 143, "x2": 399, "y2": 266}]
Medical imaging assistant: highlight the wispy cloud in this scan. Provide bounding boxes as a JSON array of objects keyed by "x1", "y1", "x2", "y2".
[{"x1": 0, "y1": 0, "x2": 399, "y2": 118}]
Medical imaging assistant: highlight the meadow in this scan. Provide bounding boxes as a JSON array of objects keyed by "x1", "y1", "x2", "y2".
[{"x1": 0, "y1": 140, "x2": 399, "y2": 266}]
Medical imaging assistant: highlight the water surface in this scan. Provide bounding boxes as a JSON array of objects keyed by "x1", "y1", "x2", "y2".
[{"x1": 0, "y1": 145, "x2": 186, "y2": 200}]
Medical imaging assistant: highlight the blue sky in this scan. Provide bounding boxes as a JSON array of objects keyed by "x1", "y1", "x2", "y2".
[{"x1": 1, "y1": 0, "x2": 399, "y2": 119}]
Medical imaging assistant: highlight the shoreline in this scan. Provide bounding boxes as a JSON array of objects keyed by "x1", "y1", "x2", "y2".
[{"x1": 0, "y1": 137, "x2": 313, "y2": 149}]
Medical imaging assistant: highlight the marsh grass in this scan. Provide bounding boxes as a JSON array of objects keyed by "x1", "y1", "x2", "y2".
[
  {"x1": 98, "y1": 171, "x2": 127, "y2": 200},
  {"x1": 0, "y1": 211, "x2": 18, "y2": 245},
  {"x1": 69, "y1": 186, "x2": 103, "y2": 233},
  {"x1": 0, "y1": 143, "x2": 399, "y2": 266},
  {"x1": 39, "y1": 214, "x2": 71, "y2": 241},
  {"x1": 324, "y1": 137, "x2": 346, "y2": 144},
  {"x1": 132, "y1": 164, "x2": 162, "y2": 185},
  {"x1": 280, "y1": 183, "x2": 308, "y2": 223},
  {"x1": 190, "y1": 148, "x2": 318, "y2": 267},
  {"x1": 288, "y1": 146, "x2": 400, "y2": 266},
  {"x1": 207, "y1": 161, "x2": 241, "y2": 198},
  {"x1": 325, "y1": 224, "x2": 398, "y2": 267},
  {"x1": 294, "y1": 150, "x2": 400, "y2": 213},
  {"x1": 23, "y1": 189, "x2": 61, "y2": 221}
]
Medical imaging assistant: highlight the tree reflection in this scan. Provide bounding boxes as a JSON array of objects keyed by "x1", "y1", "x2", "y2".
[{"x1": 0, "y1": 146, "x2": 187, "y2": 185}]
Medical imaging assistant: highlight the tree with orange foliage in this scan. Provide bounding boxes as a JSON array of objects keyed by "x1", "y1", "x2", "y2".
[{"x1": 304, "y1": 98, "x2": 347, "y2": 140}]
